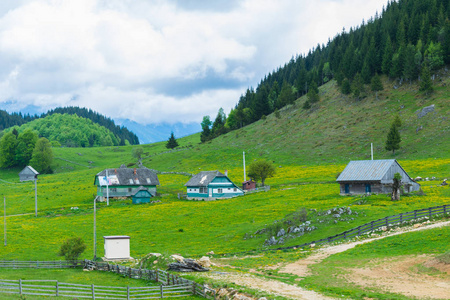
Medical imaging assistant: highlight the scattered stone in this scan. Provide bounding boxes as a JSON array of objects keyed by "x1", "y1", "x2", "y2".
[
  {"x1": 277, "y1": 228, "x2": 286, "y2": 237},
  {"x1": 153, "y1": 260, "x2": 158, "y2": 264},
  {"x1": 196, "y1": 256, "x2": 212, "y2": 268},
  {"x1": 417, "y1": 104, "x2": 435, "y2": 118},
  {"x1": 148, "y1": 253, "x2": 162, "y2": 257},
  {"x1": 170, "y1": 254, "x2": 184, "y2": 262},
  {"x1": 415, "y1": 176, "x2": 422, "y2": 181},
  {"x1": 310, "y1": 243, "x2": 316, "y2": 248},
  {"x1": 167, "y1": 258, "x2": 209, "y2": 272},
  {"x1": 413, "y1": 223, "x2": 422, "y2": 228},
  {"x1": 206, "y1": 251, "x2": 215, "y2": 255},
  {"x1": 441, "y1": 180, "x2": 448, "y2": 186}
]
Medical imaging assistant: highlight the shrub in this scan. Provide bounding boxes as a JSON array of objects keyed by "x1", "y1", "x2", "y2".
[{"x1": 58, "y1": 237, "x2": 86, "y2": 264}]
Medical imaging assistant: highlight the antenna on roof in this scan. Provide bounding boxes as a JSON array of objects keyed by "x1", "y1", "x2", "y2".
[{"x1": 371, "y1": 143, "x2": 373, "y2": 160}]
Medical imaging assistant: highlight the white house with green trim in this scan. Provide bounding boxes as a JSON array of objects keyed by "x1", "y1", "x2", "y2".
[
  {"x1": 185, "y1": 171, "x2": 243, "y2": 200},
  {"x1": 94, "y1": 165, "x2": 159, "y2": 201}
]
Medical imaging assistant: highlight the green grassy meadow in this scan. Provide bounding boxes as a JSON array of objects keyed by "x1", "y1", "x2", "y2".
[{"x1": 0, "y1": 77, "x2": 449, "y2": 299}]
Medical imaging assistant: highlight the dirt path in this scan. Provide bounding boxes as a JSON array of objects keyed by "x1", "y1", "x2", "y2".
[
  {"x1": 280, "y1": 220, "x2": 450, "y2": 277},
  {"x1": 205, "y1": 220, "x2": 449, "y2": 300},
  {"x1": 207, "y1": 272, "x2": 335, "y2": 300}
]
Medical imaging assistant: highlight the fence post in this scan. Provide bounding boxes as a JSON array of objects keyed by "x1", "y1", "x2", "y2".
[
  {"x1": 56, "y1": 281, "x2": 59, "y2": 297},
  {"x1": 192, "y1": 282, "x2": 196, "y2": 296},
  {"x1": 92, "y1": 284, "x2": 95, "y2": 299},
  {"x1": 429, "y1": 207, "x2": 432, "y2": 219},
  {"x1": 127, "y1": 286, "x2": 130, "y2": 300},
  {"x1": 385, "y1": 216, "x2": 388, "y2": 226},
  {"x1": 370, "y1": 221, "x2": 374, "y2": 231},
  {"x1": 19, "y1": 279, "x2": 22, "y2": 295},
  {"x1": 160, "y1": 284, "x2": 164, "y2": 298},
  {"x1": 400, "y1": 213, "x2": 403, "y2": 223},
  {"x1": 444, "y1": 205, "x2": 447, "y2": 215},
  {"x1": 156, "y1": 269, "x2": 158, "y2": 283}
]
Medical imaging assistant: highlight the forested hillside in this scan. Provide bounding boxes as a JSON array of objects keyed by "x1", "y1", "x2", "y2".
[
  {"x1": 3, "y1": 113, "x2": 121, "y2": 148},
  {"x1": 202, "y1": 0, "x2": 450, "y2": 140},
  {"x1": 0, "y1": 106, "x2": 139, "y2": 145}
]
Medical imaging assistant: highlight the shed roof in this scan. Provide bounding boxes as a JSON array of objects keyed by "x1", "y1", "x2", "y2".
[
  {"x1": 185, "y1": 171, "x2": 225, "y2": 187},
  {"x1": 336, "y1": 159, "x2": 400, "y2": 182},
  {"x1": 95, "y1": 167, "x2": 159, "y2": 186},
  {"x1": 19, "y1": 166, "x2": 39, "y2": 176}
]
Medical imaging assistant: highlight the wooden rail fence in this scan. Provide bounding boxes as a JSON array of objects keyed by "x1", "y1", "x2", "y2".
[
  {"x1": 271, "y1": 204, "x2": 449, "y2": 251},
  {"x1": 86, "y1": 260, "x2": 216, "y2": 299},
  {"x1": 0, "y1": 260, "x2": 216, "y2": 299},
  {"x1": 0, "y1": 260, "x2": 83, "y2": 268},
  {"x1": 0, "y1": 279, "x2": 193, "y2": 299}
]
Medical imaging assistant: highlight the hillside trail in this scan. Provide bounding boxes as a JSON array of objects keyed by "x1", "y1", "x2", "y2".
[{"x1": 207, "y1": 220, "x2": 450, "y2": 300}]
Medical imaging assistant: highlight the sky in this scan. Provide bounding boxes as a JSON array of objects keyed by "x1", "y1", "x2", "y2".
[{"x1": 0, "y1": 0, "x2": 388, "y2": 125}]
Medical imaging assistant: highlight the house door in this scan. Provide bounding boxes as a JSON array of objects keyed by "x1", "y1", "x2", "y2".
[
  {"x1": 365, "y1": 184, "x2": 371, "y2": 193},
  {"x1": 209, "y1": 188, "x2": 212, "y2": 197},
  {"x1": 344, "y1": 184, "x2": 349, "y2": 193}
]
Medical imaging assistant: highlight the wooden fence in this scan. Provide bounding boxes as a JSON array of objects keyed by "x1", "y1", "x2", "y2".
[
  {"x1": 271, "y1": 204, "x2": 450, "y2": 251},
  {"x1": 86, "y1": 260, "x2": 216, "y2": 299},
  {"x1": 0, "y1": 260, "x2": 84, "y2": 268},
  {"x1": 0, "y1": 279, "x2": 193, "y2": 299},
  {"x1": 0, "y1": 259, "x2": 216, "y2": 299}
]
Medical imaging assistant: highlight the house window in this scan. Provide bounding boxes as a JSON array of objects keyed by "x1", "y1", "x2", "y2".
[
  {"x1": 199, "y1": 187, "x2": 207, "y2": 194},
  {"x1": 218, "y1": 188, "x2": 223, "y2": 193},
  {"x1": 234, "y1": 188, "x2": 237, "y2": 192},
  {"x1": 128, "y1": 188, "x2": 132, "y2": 193},
  {"x1": 228, "y1": 188, "x2": 231, "y2": 190}
]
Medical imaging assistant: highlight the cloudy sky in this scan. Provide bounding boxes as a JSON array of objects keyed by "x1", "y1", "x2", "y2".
[{"x1": 0, "y1": 0, "x2": 387, "y2": 125}]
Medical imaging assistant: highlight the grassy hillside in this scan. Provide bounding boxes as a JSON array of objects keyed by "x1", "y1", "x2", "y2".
[{"x1": 0, "y1": 77, "x2": 448, "y2": 300}]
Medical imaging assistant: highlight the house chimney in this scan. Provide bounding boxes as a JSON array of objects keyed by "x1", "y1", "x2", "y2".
[
  {"x1": 225, "y1": 170, "x2": 228, "y2": 176},
  {"x1": 134, "y1": 168, "x2": 137, "y2": 175},
  {"x1": 114, "y1": 169, "x2": 117, "y2": 174}
]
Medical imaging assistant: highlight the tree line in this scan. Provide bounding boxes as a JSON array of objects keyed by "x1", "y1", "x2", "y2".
[
  {"x1": 0, "y1": 106, "x2": 139, "y2": 145},
  {"x1": 0, "y1": 128, "x2": 53, "y2": 173},
  {"x1": 2, "y1": 113, "x2": 122, "y2": 148},
  {"x1": 201, "y1": 0, "x2": 450, "y2": 141}
]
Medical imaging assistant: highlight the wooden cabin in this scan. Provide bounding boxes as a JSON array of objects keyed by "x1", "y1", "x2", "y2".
[
  {"x1": 242, "y1": 180, "x2": 256, "y2": 191},
  {"x1": 19, "y1": 166, "x2": 39, "y2": 182},
  {"x1": 185, "y1": 171, "x2": 244, "y2": 200},
  {"x1": 336, "y1": 159, "x2": 420, "y2": 195},
  {"x1": 94, "y1": 165, "x2": 159, "y2": 201}
]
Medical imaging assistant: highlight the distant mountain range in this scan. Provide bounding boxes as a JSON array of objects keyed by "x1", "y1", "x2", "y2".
[{"x1": 115, "y1": 119, "x2": 201, "y2": 144}]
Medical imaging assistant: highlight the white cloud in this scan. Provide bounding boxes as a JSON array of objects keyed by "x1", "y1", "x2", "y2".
[{"x1": 0, "y1": 0, "x2": 387, "y2": 125}]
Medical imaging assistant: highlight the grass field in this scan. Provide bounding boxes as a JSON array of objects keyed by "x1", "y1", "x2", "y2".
[{"x1": 0, "y1": 76, "x2": 449, "y2": 299}]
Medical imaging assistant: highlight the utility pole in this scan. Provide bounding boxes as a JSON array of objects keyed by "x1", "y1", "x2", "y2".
[
  {"x1": 4, "y1": 196, "x2": 6, "y2": 246},
  {"x1": 34, "y1": 179, "x2": 38, "y2": 217},
  {"x1": 93, "y1": 197, "x2": 96, "y2": 260},
  {"x1": 106, "y1": 169, "x2": 109, "y2": 206},
  {"x1": 243, "y1": 152, "x2": 246, "y2": 182}
]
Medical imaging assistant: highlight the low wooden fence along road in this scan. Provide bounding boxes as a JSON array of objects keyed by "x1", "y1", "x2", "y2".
[
  {"x1": 0, "y1": 279, "x2": 193, "y2": 299},
  {"x1": 271, "y1": 204, "x2": 450, "y2": 251},
  {"x1": 0, "y1": 260, "x2": 216, "y2": 299},
  {"x1": 0, "y1": 260, "x2": 83, "y2": 268}
]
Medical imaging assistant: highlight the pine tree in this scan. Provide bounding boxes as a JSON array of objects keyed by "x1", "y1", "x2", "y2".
[
  {"x1": 385, "y1": 123, "x2": 401, "y2": 154},
  {"x1": 341, "y1": 78, "x2": 352, "y2": 95},
  {"x1": 166, "y1": 132, "x2": 179, "y2": 149},
  {"x1": 419, "y1": 62, "x2": 433, "y2": 94},
  {"x1": 371, "y1": 73, "x2": 384, "y2": 100}
]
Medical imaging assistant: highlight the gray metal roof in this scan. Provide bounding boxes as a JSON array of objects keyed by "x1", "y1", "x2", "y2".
[
  {"x1": 19, "y1": 166, "x2": 39, "y2": 176},
  {"x1": 185, "y1": 171, "x2": 225, "y2": 187},
  {"x1": 336, "y1": 159, "x2": 397, "y2": 182},
  {"x1": 96, "y1": 167, "x2": 160, "y2": 186}
]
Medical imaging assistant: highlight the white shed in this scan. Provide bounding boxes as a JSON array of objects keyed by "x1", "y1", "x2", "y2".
[{"x1": 103, "y1": 236, "x2": 130, "y2": 260}]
